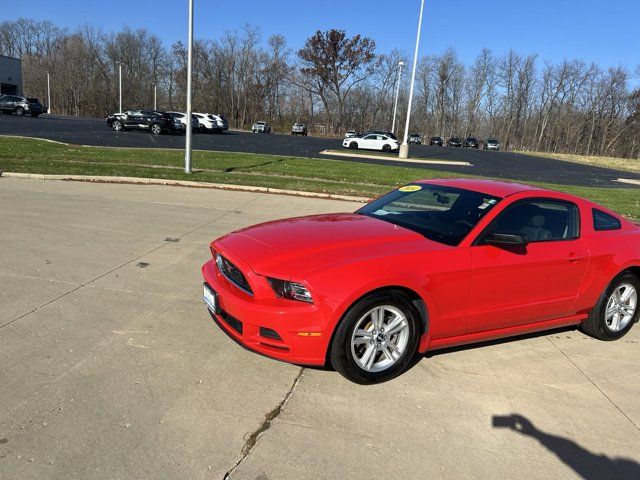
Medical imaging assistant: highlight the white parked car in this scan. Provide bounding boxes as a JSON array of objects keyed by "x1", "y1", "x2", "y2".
[
  {"x1": 167, "y1": 111, "x2": 199, "y2": 131},
  {"x1": 252, "y1": 121, "x2": 271, "y2": 133},
  {"x1": 343, "y1": 133, "x2": 399, "y2": 152},
  {"x1": 194, "y1": 113, "x2": 229, "y2": 133},
  {"x1": 344, "y1": 130, "x2": 358, "y2": 138}
]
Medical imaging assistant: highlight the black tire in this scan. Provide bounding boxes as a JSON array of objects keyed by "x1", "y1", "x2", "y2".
[
  {"x1": 581, "y1": 271, "x2": 639, "y2": 340},
  {"x1": 150, "y1": 123, "x2": 162, "y2": 135},
  {"x1": 31, "y1": 112, "x2": 39, "y2": 118},
  {"x1": 349, "y1": 141, "x2": 358, "y2": 150},
  {"x1": 382, "y1": 144, "x2": 391, "y2": 152},
  {"x1": 330, "y1": 290, "x2": 421, "y2": 384},
  {"x1": 112, "y1": 120, "x2": 123, "y2": 132},
  {"x1": 15, "y1": 106, "x2": 24, "y2": 116}
]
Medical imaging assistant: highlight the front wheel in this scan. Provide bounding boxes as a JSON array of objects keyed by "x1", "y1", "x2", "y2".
[
  {"x1": 349, "y1": 141, "x2": 358, "y2": 150},
  {"x1": 15, "y1": 106, "x2": 24, "y2": 116},
  {"x1": 581, "y1": 272, "x2": 639, "y2": 340},
  {"x1": 150, "y1": 123, "x2": 162, "y2": 135},
  {"x1": 112, "y1": 120, "x2": 123, "y2": 132},
  {"x1": 329, "y1": 291, "x2": 421, "y2": 384}
]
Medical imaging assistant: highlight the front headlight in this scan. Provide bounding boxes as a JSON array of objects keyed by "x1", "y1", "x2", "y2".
[{"x1": 267, "y1": 278, "x2": 313, "y2": 303}]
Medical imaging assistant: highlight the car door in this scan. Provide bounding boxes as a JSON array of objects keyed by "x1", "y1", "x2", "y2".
[
  {"x1": 467, "y1": 198, "x2": 589, "y2": 333},
  {"x1": 360, "y1": 134, "x2": 378, "y2": 149},
  {"x1": 121, "y1": 111, "x2": 137, "y2": 129}
]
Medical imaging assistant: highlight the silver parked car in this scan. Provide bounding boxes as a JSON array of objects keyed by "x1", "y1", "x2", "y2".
[
  {"x1": 252, "y1": 121, "x2": 271, "y2": 133},
  {"x1": 484, "y1": 138, "x2": 501, "y2": 150},
  {"x1": 291, "y1": 123, "x2": 308, "y2": 136}
]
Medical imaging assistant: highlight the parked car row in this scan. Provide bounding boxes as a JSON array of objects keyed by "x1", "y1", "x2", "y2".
[
  {"x1": 0, "y1": 95, "x2": 45, "y2": 117},
  {"x1": 431, "y1": 136, "x2": 501, "y2": 150},
  {"x1": 106, "y1": 110, "x2": 229, "y2": 135}
]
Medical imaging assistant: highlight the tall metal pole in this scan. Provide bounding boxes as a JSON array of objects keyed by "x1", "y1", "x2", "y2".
[
  {"x1": 118, "y1": 63, "x2": 123, "y2": 114},
  {"x1": 184, "y1": 0, "x2": 194, "y2": 174},
  {"x1": 399, "y1": 0, "x2": 425, "y2": 159},
  {"x1": 390, "y1": 61, "x2": 403, "y2": 133},
  {"x1": 153, "y1": 82, "x2": 157, "y2": 110},
  {"x1": 47, "y1": 73, "x2": 51, "y2": 114}
]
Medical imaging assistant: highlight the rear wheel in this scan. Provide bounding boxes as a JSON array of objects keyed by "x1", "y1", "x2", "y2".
[
  {"x1": 330, "y1": 291, "x2": 421, "y2": 384},
  {"x1": 349, "y1": 141, "x2": 358, "y2": 150},
  {"x1": 150, "y1": 123, "x2": 162, "y2": 135},
  {"x1": 581, "y1": 272, "x2": 639, "y2": 340},
  {"x1": 382, "y1": 144, "x2": 391, "y2": 152},
  {"x1": 112, "y1": 120, "x2": 123, "y2": 132},
  {"x1": 15, "y1": 106, "x2": 24, "y2": 116}
]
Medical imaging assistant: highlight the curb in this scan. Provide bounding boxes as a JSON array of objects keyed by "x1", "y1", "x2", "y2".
[
  {"x1": 615, "y1": 178, "x2": 640, "y2": 187},
  {"x1": 0, "y1": 172, "x2": 370, "y2": 203},
  {"x1": 320, "y1": 149, "x2": 473, "y2": 166}
]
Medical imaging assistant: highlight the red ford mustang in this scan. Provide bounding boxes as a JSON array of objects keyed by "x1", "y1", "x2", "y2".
[{"x1": 202, "y1": 179, "x2": 640, "y2": 384}]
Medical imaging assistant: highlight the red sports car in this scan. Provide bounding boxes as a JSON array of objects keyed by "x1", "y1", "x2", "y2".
[{"x1": 202, "y1": 179, "x2": 640, "y2": 384}]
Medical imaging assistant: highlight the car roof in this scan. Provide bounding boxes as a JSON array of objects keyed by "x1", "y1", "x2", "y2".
[{"x1": 416, "y1": 178, "x2": 547, "y2": 198}]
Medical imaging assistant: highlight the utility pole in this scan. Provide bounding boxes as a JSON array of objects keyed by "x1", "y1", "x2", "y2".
[
  {"x1": 47, "y1": 73, "x2": 51, "y2": 114},
  {"x1": 399, "y1": 0, "x2": 425, "y2": 159},
  {"x1": 184, "y1": 0, "x2": 194, "y2": 174},
  {"x1": 117, "y1": 62, "x2": 123, "y2": 114},
  {"x1": 391, "y1": 61, "x2": 404, "y2": 133},
  {"x1": 153, "y1": 82, "x2": 157, "y2": 110}
]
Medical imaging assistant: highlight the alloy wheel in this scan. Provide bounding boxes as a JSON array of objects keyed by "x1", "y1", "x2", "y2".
[
  {"x1": 350, "y1": 305, "x2": 410, "y2": 372},
  {"x1": 604, "y1": 283, "x2": 637, "y2": 332}
]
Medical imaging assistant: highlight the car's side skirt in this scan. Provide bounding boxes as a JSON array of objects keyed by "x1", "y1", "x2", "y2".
[{"x1": 425, "y1": 313, "x2": 587, "y2": 352}]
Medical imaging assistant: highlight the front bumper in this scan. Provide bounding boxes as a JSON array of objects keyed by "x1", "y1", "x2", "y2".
[{"x1": 201, "y1": 258, "x2": 335, "y2": 366}]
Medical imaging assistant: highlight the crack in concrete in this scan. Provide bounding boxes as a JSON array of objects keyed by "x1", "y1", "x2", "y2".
[
  {"x1": 223, "y1": 368, "x2": 304, "y2": 479},
  {"x1": 547, "y1": 336, "x2": 640, "y2": 431}
]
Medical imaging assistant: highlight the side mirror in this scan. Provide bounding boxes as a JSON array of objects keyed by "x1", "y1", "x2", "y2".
[{"x1": 486, "y1": 232, "x2": 529, "y2": 247}]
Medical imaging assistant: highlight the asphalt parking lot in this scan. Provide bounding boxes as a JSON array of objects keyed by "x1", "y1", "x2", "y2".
[
  {"x1": 1, "y1": 177, "x2": 639, "y2": 479},
  {"x1": 2, "y1": 114, "x2": 639, "y2": 188}
]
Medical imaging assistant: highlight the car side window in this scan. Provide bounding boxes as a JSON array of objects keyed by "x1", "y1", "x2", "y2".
[
  {"x1": 480, "y1": 199, "x2": 579, "y2": 244},
  {"x1": 592, "y1": 209, "x2": 621, "y2": 231},
  {"x1": 364, "y1": 134, "x2": 376, "y2": 140}
]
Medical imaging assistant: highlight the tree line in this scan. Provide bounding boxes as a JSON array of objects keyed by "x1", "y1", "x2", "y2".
[{"x1": 1, "y1": 18, "x2": 638, "y2": 158}]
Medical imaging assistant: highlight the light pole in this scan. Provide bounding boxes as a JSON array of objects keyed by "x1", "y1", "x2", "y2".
[
  {"x1": 152, "y1": 82, "x2": 157, "y2": 110},
  {"x1": 117, "y1": 62, "x2": 123, "y2": 114},
  {"x1": 184, "y1": 0, "x2": 194, "y2": 174},
  {"x1": 47, "y1": 73, "x2": 51, "y2": 114},
  {"x1": 399, "y1": 0, "x2": 425, "y2": 159},
  {"x1": 391, "y1": 61, "x2": 404, "y2": 133}
]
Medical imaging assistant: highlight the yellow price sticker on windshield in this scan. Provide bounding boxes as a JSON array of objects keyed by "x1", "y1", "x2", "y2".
[{"x1": 398, "y1": 185, "x2": 422, "y2": 193}]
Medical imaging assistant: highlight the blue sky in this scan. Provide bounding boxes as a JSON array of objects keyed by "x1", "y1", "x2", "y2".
[{"x1": 5, "y1": 0, "x2": 639, "y2": 72}]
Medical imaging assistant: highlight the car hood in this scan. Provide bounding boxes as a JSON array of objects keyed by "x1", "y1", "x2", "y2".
[{"x1": 215, "y1": 213, "x2": 449, "y2": 279}]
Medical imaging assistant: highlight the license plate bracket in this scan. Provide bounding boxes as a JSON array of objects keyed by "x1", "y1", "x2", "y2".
[{"x1": 203, "y1": 283, "x2": 220, "y2": 314}]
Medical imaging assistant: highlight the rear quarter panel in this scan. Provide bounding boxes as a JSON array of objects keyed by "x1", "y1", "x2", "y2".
[{"x1": 574, "y1": 202, "x2": 640, "y2": 313}]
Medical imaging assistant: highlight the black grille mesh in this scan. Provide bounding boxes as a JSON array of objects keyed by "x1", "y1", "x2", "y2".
[{"x1": 217, "y1": 254, "x2": 253, "y2": 294}]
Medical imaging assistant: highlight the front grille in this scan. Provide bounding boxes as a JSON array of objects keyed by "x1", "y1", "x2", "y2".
[
  {"x1": 216, "y1": 254, "x2": 253, "y2": 294},
  {"x1": 220, "y1": 309, "x2": 243, "y2": 334}
]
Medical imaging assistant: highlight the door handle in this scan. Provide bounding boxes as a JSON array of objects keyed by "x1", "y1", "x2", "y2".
[{"x1": 565, "y1": 254, "x2": 586, "y2": 262}]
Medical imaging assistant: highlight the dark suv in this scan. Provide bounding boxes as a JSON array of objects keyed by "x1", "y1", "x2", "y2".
[
  {"x1": 447, "y1": 137, "x2": 462, "y2": 147},
  {"x1": 106, "y1": 110, "x2": 184, "y2": 134},
  {"x1": 0, "y1": 95, "x2": 44, "y2": 117},
  {"x1": 464, "y1": 137, "x2": 480, "y2": 148},
  {"x1": 429, "y1": 136, "x2": 443, "y2": 146}
]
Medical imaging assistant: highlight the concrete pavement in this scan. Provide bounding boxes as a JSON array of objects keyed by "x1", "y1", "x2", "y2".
[{"x1": 1, "y1": 178, "x2": 639, "y2": 479}]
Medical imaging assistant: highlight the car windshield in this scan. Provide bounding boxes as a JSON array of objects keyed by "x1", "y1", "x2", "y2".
[
  {"x1": 487, "y1": 139, "x2": 498, "y2": 143},
  {"x1": 357, "y1": 184, "x2": 501, "y2": 246}
]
